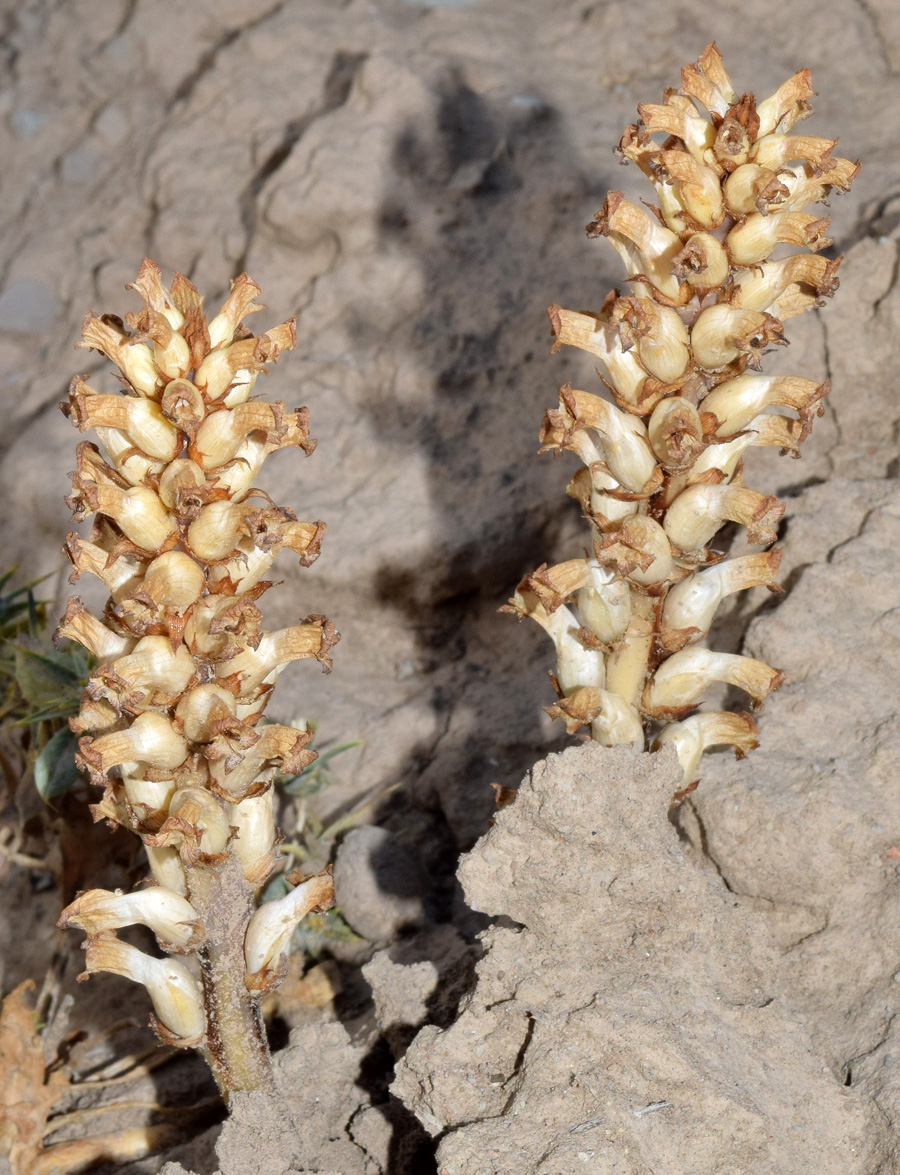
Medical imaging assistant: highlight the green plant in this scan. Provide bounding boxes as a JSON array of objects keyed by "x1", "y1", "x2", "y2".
[{"x1": 0, "y1": 570, "x2": 89, "y2": 803}]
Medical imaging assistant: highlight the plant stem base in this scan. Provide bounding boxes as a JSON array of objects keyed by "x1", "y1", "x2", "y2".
[{"x1": 189, "y1": 855, "x2": 276, "y2": 1098}]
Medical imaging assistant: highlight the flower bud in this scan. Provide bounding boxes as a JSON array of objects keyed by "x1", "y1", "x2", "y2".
[
  {"x1": 643, "y1": 647, "x2": 783, "y2": 716},
  {"x1": 690, "y1": 305, "x2": 785, "y2": 371},
  {"x1": 146, "y1": 787, "x2": 230, "y2": 862},
  {"x1": 81, "y1": 711, "x2": 189, "y2": 774},
  {"x1": 63, "y1": 379, "x2": 181, "y2": 460},
  {"x1": 755, "y1": 69, "x2": 814, "y2": 136},
  {"x1": 553, "y1": 385, "x2": 658, "y2": 492},
  {"x1": 672, "y1": 232, "x2": 730, "y2": 291},
  {"x1": 548, "y1": 306, "x2": 648, "y2": 405},
  {"x1": 701, "y1": 373, "x2": 828, "y2": 439},
  {"x1": 751, "y1": 133, "x2": 836, "y2": 173},
  {"x1": 576, "y1": 562, "x2": 632, "y2": 644},
  {"x1": 680, "y1": 43, "x2": 737, "y2": 118},
  {"x1": 610, "y1": 296, "x2": 690, "y2": 383},
  {"x1": 175, "y1": 684, "x2": 237, "y2": 742},
  {"x1": 207, "y1": 273, "x2": 264, "y2": 350},
  {"x1": 55, "y1": 597, "x2": 135, "y2": 661},
  {"x1": 60, "y1": 886, "x2": 203, "y2": 950},
  {"x1": 146, "y1": 845, "x2": 188, "y2": 897},
  {"x1": 65, "y1": 533, "x2": 145, "y2": 601},
  {"x1": 193, "y1": 321, "x2": 296, "y2": 401},
  {"x1": 712, "y1": 94, "x2": 760, "y2": 173},
  {"x1": 648, "y1": 397, "x2": 705, "y2": 469},
  {"x1": 89, "y1": 636, "x2": 196, "y2": 709},
  {"x1": 80, "y1": 933, "x2": 204, "y2": 1042},
  {"x1": 722, "y1": 164, "x2": 789, "y2": 216},
  {"x1": 244, "y1": 870, "x2": 335, "y2": 989},
  {"x1": 157, "y1": 457, "x2": 207, "y2": 511},
  {"x1": 732, "y1": 255, "x2": 840, "y2": 318},
  {"x1": 545, "y1": 686, "x2": 644, "y2": 749},
  {"x1": 128, "y1": 258, "x2": 185, "y2": 329},
  {"x1": 638, "y1": 94, "x2": 717, "y2": 164},
  {"x1": 139, "y1": 552, "x2": 206, "y2": 611},
  {"x1": 654, "y1": 710, "x2": 759, "y2": 783},
  {"x1": 502, "y1": 596, "x2": 605, "y2": 693},
  {"x1": 217, "y1": 618, "x2": 339, "y2": 694},
  {"x1": 659, "y1": 549, "x2": 782, "y2": 651},
  {"x1": 664, "y1": 482, "x2": 784, "y2": 551},
  {"x1": 726, "y1": 210, "x2": 831, "y2": 267},
  {"x1": 226, "y1": 789, "x2": 277, "y2": 883},
  {"x1": 587, "y1": 194, "x2": 685, "y2": 302},
  {"x1": 596, "y1": 515, "x2": 674, "y2": 586},
  {"x1": 656, "y1": 150, "x2": 725, "y2": 229}
]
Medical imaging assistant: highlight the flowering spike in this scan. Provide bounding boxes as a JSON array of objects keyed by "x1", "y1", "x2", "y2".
[
  {"x1": 57, "y1": 261, "x2": 340, "y2": 1097},
  {"x1": 507, "y1": 48, "x2": 856, "y2": 787}
]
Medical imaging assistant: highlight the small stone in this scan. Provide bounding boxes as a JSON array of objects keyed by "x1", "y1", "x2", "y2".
[{"x1": 333, "y1": 824, "x2": 429, "y2": 944}]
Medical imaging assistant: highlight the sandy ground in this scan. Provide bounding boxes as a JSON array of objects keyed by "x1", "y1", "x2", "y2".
[{"x1": 1, "y1": 0, "x2": 899, "y2": 1171}]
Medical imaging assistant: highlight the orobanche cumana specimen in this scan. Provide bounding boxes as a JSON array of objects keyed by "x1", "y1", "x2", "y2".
[
  {"x1": 56, "y1": 261, "x2": 337, "y2": 1095},
  {"x1": 506, "y1": 45, "x2": 857, "y2": 783}
]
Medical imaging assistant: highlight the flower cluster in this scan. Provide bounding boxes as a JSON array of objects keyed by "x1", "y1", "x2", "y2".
[
  {"x1": 56, "y1": 261, "x2": 336, "y2": 1088},
  {"x1": 506, "y1": 45, "x2": 857, "y2": 784}
]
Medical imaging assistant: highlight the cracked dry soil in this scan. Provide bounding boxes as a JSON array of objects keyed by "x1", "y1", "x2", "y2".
[{"x1": 2, "y1": 0, "x2": 900, "y2": 1172}]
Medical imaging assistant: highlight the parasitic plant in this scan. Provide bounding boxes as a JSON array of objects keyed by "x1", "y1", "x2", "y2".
[
  {"x1": 56, "y1": 261, "x2": 338, "y2": 1097},
  {"x1": 505, "y1": 45, "x2": 857, "y2": 786}
]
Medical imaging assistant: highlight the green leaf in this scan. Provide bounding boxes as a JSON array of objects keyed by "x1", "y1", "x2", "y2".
[
  {"x1": 34, "y1": 727, "x2": 82, "y2": 801},
  {"x1": 11, "y1": 636, "x2": 89, "y2": 720},
  {"x1": 260, "y1": 875, "x2": 290, "y2": 905},
  {"x1": 280, "y1": 740, "x2": 362, "y2": 797},
  {"x1": 0, "y1": 569, "x2": 49, "y2": 637},
  {"x1": 293, "y1": 908, "x2": 363, "y2": 954}
]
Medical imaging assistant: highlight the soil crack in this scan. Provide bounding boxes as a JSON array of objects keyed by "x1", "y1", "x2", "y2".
[{"x1": 231, "y1": 49, "x2": 367, "y2": 278}]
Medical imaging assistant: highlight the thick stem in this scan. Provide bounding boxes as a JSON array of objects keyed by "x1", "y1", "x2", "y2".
[{"x1": 187, "y1": 853, "x2": 275, "y2": 1098}]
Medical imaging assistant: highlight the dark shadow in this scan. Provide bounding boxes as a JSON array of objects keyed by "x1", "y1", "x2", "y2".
[
  {"x1": 355, "y1": 69, "x2": 619, "y2": 852},
  {"x1": 320, "y1": 70, "x2": 623, "y2": 1172}
]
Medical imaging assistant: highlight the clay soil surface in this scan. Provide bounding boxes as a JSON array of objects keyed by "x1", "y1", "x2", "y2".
[{"x1": 1, "y1": 0, "x2": 900, "y2": 1172}]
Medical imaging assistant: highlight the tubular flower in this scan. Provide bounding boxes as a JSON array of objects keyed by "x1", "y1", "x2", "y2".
[
  {"x1": 505, "y1": 45, "x2": 857, "y2": 786},
  {"x1": 57, "y1": 263, "x2": 337, "y2": 1095}
]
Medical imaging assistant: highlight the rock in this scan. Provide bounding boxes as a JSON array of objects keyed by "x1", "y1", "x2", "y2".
[
  {"x1": 333, "y1": 825, "x2": 429, "y2": 944},
  {"x1": 363, "y1": 923, "x2": 475, "y2": 1052},
  {"x1": 685, "y1": 478, "x2": 900, "y2": 1173},
  {"x1": 394, "y1": 744, "x2": 872, "y2": 1173}
]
